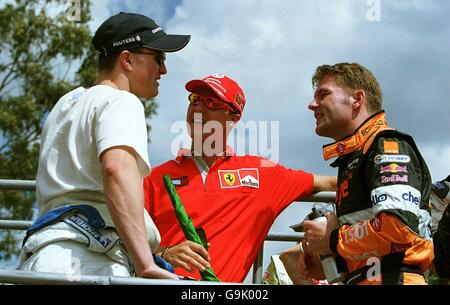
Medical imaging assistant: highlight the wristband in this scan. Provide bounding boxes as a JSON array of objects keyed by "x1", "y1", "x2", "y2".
[{"x1": 161, "y1": 246, "x2": 171, "y2": 260}]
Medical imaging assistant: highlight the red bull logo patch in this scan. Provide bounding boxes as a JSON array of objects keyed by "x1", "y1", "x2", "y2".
[
  {"x1": 379, "y1": 163, "x2": 408, "y2": 174},
  {"x1": 381, "y1": 175, "x2": 408, "y2": 183},
  {"x1": 218, "y1": 169, "x2": 259, "y2": 189}
]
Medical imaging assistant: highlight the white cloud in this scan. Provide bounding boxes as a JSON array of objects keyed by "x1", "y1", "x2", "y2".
[
  {"x1": 385, "y1": 0, "x2": 439, "y2": 10},
  {"x1": 90, "y1": 0, "x2": 116, "y2": 32},
  {"x1": 421, "y1": 144, "x2": 450, "y2": 181}
]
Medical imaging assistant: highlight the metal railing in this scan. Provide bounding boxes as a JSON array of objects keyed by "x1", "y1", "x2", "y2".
[
  {"x1": 0, "y1": 269, "x2": 232, "y2": 285},
  {"x1": 0, "y1": 179, "x2": 36, "y2": 191},
  {"x1": 0, "y1": 179, "x2": 335, "y2": 285}
]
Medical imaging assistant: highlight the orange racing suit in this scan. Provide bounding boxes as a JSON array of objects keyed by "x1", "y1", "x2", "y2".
[{"x1": 324, "y1": 111, "x2": 433, "y2": 285}]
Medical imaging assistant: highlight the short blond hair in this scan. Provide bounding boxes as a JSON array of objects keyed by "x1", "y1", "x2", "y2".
[{"x1": 312, "y1": 63, "x2": 382, "y2": 114}]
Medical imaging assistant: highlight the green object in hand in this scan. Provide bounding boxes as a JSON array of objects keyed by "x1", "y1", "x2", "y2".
[{"x1": 163, "y1": 174, "x2": 220, "y2": 282}]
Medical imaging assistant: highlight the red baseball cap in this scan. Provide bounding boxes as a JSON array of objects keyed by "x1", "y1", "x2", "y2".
[{"x1": 185, "y1": 74, "x2": 246, "y2": 114}]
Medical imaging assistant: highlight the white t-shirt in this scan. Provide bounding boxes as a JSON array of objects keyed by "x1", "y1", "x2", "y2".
[{"x1": 36, "y1": 85, "x2": 160, "y2": 249}]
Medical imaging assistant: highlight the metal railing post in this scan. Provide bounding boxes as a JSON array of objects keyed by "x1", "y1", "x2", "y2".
[
  {"x1": 251, "y1": 232, "x2": 305, "y2": 283},
  {"x1": 252, "y1": 247, "x2": 264, "y2": 284}
]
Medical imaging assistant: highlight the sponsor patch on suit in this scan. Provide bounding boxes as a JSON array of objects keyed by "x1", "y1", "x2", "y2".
[{"x1": 218, "y1": 169, "x2": 260, "y2": 189}]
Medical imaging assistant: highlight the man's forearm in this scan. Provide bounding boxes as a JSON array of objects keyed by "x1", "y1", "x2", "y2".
[
  {"x1": 313, "y1": 175, "x2": 338, "y2": 192},
  {"x1": 101, "y1": 147, "x2": 155, "y2": 276}
]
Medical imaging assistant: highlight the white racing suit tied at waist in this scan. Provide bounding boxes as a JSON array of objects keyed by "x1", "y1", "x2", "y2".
[{"x1": 19, "y1": 204, "x2": 132, "y2": 272}]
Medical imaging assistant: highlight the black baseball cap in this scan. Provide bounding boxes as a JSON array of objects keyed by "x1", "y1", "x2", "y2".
[{"x1": 92, "y1": 12, "x2": 191, "y2": 58}]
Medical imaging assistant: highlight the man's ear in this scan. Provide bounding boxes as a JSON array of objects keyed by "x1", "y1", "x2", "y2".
[
  {"x1": 118, "y1": 51, "x2": 133, "y2": 72},
  {"x1": 352, "y1": 90, "x2": 365, "y2": 108},
  {"x1": 231, "y1": 113, "x2": 241, "y2": 124}
]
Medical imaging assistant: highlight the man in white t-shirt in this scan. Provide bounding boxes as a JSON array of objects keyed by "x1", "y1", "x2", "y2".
[{"x1": 18, "y1": 12, "x2": 190, "y2": 280}]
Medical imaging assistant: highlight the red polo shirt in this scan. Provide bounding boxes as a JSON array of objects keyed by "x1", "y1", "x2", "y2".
[{"x1": 144, "y1": 149, "x2": 314, "y2": 282}]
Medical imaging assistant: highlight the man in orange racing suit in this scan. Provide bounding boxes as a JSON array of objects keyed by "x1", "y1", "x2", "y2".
[{"x1": 301, "y1": 62, "x2": 433, "y2": 285}]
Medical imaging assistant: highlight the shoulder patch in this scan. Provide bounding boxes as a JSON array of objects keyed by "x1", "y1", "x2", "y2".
[
  {"x1": 432, "y1": 180, "x2": 450, "y2": 200},
  {"x1": 374, "y1": 154, "x2": 410, "y2": 164},
  {"x1": 383, "y1": 140, "x2": 399, "y2": 154}
]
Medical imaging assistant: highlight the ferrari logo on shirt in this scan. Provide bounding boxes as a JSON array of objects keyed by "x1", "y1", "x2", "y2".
[
  {"x1": 224, "y1": 173, "x2": 236, "y2": 186},
  {"x1": 219, "y1": 171, "x2": 240, "y2": 187},
  {"x1": 218, "y1": 169, "x2": 260, "y2": 189}
]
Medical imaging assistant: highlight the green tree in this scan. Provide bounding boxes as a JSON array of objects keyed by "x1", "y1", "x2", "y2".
[{"x1": 0, "y1": 0, "x2": 157, "y2": 261}]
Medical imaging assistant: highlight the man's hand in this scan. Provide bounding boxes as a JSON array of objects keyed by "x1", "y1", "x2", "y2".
[
  {"x1": 303, "y1": 212, "x2": 339, "y2": 255},
  {"x1": 298, "y1": 240, "x2": 325, "y2": 280},
  {"x1": 140, "y1": 265, "x2": 180, "y2": 280},
  {"x1": 278, "y1": 243, "x2": 310, "y2": 284},
  {"x1": 164, "y1": 241, "x2": 211, "y2": 272}
]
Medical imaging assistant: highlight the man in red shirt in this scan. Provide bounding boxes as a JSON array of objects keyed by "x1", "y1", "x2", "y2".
[{"x1": 144, "y1": 74, "x2": 336, "y2": 282}]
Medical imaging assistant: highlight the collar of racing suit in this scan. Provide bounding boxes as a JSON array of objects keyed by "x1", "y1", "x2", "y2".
[{"x1": 322, "y1": 110, "x2": 395, "y2": 161}]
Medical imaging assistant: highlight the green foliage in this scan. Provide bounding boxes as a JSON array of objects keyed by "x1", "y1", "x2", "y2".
[
  {"x1": 0, "y1": 0, "x2": 157, "y2": 261},
  {"x1": 0, "y1": 0, "x2": 93, "y2": 260},
  {"x1": 0, "y1": 230, "x2": 20, "y2": 261}
]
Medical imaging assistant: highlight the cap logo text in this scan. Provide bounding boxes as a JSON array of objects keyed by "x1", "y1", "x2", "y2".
[{"x1": 112, "y1": 37, "x2": 136, "y2": 47}]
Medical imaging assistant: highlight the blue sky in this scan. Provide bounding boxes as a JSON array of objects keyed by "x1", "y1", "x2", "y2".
[{"x1": 1, "y1": 0, "x2": 449, "y2": 282}]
